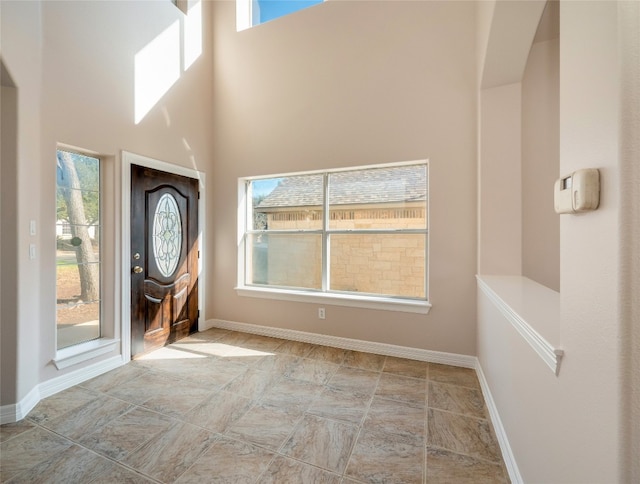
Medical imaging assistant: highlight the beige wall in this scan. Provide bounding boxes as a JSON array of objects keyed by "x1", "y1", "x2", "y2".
[
  {"x1": 210, "y1": 0, "x2": 477, "y2": 354},
  {"x1": 477, "y1": 1, "x2": 631, "y2": 481},
  {"x1": 0, "y1": 0, "x2": 214, "y2": 403},
  {"x1": 1, "y1": 82, "x2": 19, "y2": 405},
  {"x1": 618, "y1": 3, "x2": 640, "y2": 480},
  {"x1": 521, "y1": 37, "x2": 560, "y2": 291},
  {"x1": 0, "y1": 0, "x2": 44, "y2": 406},
  {"x1": 478, "y1": 83, "x2": 522, "y2": 275}
]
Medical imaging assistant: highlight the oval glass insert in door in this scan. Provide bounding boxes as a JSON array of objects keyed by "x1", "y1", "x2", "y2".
[{"x1": 152, "y1": 193, "x2": 182, "y2": 277}]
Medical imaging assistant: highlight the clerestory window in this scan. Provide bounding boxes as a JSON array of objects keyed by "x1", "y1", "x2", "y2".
[
  {"x1": 237, "y1": 0, "x2": 324, "y2": 31},
  {"x1": 237, "y1": 161, "x2": 430, "y2": 313}
]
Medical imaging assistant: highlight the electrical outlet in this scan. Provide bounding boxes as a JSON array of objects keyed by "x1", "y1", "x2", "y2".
[{"x1": 318, "y1": 307, "x2": 325, "y2": 320}]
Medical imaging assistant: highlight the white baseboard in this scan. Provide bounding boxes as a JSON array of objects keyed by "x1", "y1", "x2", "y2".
[
  {"x1": 475, "y1": 360, "x2": 522, "y2": 484},
  {"x1": 0, "y1": 385, "x2": 41, "y2": 425},
  {"x1": 0, "y1": 355, "x2": 124, "y2": 425},
  {"x1": 204, "y1": 318, "x2": 477, "y2": 368}
]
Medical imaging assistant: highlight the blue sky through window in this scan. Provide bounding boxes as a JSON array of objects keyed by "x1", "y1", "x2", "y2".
[{"x1": 257, "y1": 0, "x2": 323, "y2": 24}]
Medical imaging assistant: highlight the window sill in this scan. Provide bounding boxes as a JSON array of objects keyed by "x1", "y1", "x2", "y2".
[
  {"x1": 236, "y1": 286, "x2": 431, "y2": 314},
  {"x1": 53, "y1": 338, "x2": 120, "y2": 370}
]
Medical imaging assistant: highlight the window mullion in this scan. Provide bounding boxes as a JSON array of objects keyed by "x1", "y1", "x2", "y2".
[
  {"x1": 244, "y1": 180, "x2": 251, "y2": 286},
  {"x1": 322, "y1": 173, "x2": 329, "y2": 293}
]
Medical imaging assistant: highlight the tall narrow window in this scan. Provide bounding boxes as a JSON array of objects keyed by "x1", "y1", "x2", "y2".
[{"x1": 56, "y1": 149, "x2": 101, "y2": 349}]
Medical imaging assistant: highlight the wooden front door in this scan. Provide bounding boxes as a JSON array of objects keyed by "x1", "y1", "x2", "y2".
[{"x1": 130, "y1": 164, "x2": 199, "y2": 358}]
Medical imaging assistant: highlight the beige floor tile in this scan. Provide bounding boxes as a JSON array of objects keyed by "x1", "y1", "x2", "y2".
[
  {"x1": 140, "y1": 379, "x2": 214, "y2": 418},
  {"x1": 27, "y1": 386, "x2": 98, "y2": 424},
  {"x1": 184, "y1": 390, "x2": 254, "y2": 433},
  {"x1": 5, "y1": 331, "x2": 509, "y2": 483},
  {"x1": 429, "y1": 381, "x2": 486, "y2": 419},
  {"x1": 78, "y1": 407, "x2": 175, "y2": 460},
  {"x1": 0, "y1": 427, "x2": 73, "y2": 481},
  {"x1": 80, "y1": 364, "x2": 149, "y2": 393},
  {"x1": 383, "y1": 356, "x2": 428, "y2": 379},
  {"x1": 307, "y1": 387, "x2": 371, "y2": 424},
  {"x1": 375, "y1": 372, "x2": 427, "y2": 406},
  {"x1": 426, "y1": 446, "x2": 509, "y2": 483},
  {"x1": 429, "y1": 363, "x2": 480, "y2": 389},
  {"x1": 7, "y1": 445, "x2": 116, "y2": 484},
  {"x1": 327, "y1": 366, "x2": 380, "y2": 395},
  {"x1": 306, "y1": 345, "x2": 347, "y2": 364},
  {"x1": 122, "y1": 420, "x2": 218, "y2": 482},
  {"x1": 260, "y1": 377, "x2": 324, "y2": 413},
  {"x1": 253, "y1": 353, "x2": 301, "y2": 374},
  {"x1": 89, "y1": 463, "x2": 155, "y2": 483},
  {"x1": 285, "y1": 357, "x2": 340, "y2": 385},
  {"x1": 345, "y1": 429, "x2": 424, "y2": 484},
  {"x1": 41, "y1": 394, "x2": 133, "y2": 441},
  {"x1": 0, "y1": 420, "x2": 36, "y2": 443},
  {"x1": 274, "y1": 339, "x2": 316, "y2": 357},
  {"x1": 151, "y1": 356, "x2": 241, "y2": 388},
  {"x1": 362, "y1": 396, "x2": 425, "y2": 445},
  {"x1": 281, "y1": 414, "x2": 359, "y2": 474},
  {"x1": 195, "y1": 357, "x2": 250, "y2": 386},
  {"x1": 226, "y1": 403, "x2": 302, "y2": 451},
  {"x1": 176, "y1": 436, "x2": 274, "y2": 483},
  {"x1": 106, "y1": 371, "x2": 186, "y2": 405},
  {"x1": 240, "y1": 334, "x2": 286, "y2": 353},
  {"x1": 260, "y1": 455, "x2": 341, "y2": 484},
  {"x1": 342, "y1": 350, "x2": 386, "y2": 372},
  {"x1": 223, "y1": 366, "x2": 281, "y2": 399},
  {"x1": 216, "y1": 331, "x2": 252, "y2": 346},
  {"x1": 427, "y1": 408, "x2": 502, "y2": 463}
]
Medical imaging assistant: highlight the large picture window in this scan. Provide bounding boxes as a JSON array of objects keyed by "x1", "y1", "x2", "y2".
[
  {"x1": 239, "y1": 161, "x2": 429, "y2": 310},
  {"x1": 56, "y1": 149, "x2": 101, "y2": 349}
]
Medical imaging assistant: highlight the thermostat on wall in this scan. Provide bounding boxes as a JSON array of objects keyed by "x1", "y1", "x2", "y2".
[{"x1": 554, "y1": 168, "x2": 600, "y2": 214}]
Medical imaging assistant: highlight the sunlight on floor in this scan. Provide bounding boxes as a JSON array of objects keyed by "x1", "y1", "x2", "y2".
[
  {"x1": 136, "y1": 346, "x2": 206, "y2": 360},
  {"x1": 139, "y1": 341, "x2": 275, "y2": 360}
]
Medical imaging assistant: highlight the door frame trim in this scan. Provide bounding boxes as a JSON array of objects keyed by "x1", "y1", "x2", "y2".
[{"x1": 121, "y1": 151, "x2": 206, "y2": 362}]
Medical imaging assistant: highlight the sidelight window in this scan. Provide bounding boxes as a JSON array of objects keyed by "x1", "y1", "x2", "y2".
[{"x1": 56, "y1": 149, "x2": 102, "y2": 349}]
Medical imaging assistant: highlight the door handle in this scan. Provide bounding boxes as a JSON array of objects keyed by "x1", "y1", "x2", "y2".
[{"x1": 132, "y1": 266, "x2": 143, "y2": 274}]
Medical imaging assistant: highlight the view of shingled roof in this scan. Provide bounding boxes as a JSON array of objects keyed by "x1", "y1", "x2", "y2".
[{"x1": 257, "y1": 165, "x2": 427, "y2": 208}]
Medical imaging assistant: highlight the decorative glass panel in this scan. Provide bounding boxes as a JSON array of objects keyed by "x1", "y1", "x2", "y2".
[{"x1": 152, "y1": 193, "x2": 182, "y2": 277}]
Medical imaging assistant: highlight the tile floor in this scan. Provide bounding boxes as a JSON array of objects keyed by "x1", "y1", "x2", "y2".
[{"x1": 0, "y1": 328, "x2": 509, "y2": 483}]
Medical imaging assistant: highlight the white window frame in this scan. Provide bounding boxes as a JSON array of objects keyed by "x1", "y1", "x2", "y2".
[{"x1": 236, "y1": 160, "x2": 431, "y2": 314}]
